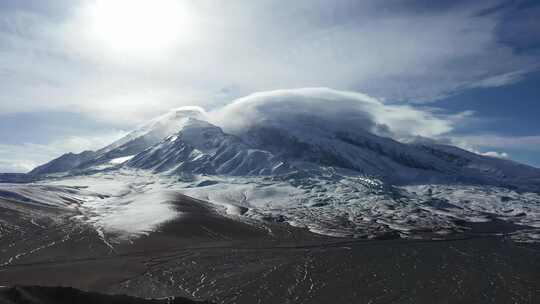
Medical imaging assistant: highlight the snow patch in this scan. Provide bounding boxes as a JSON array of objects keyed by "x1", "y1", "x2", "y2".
[
  {"x1": 3, "y1": 169, "x2": 181, "y2": 240},
  {"x1": 109, "y1": 155, "x2": 135, "y2": 164}
]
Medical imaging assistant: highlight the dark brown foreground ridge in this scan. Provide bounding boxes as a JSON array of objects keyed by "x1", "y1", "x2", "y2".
[
  {"x1": 0, "y1": 286, "x2": 214, "y2": 304},
  {"x1": 1, "y1": 194, "x2": 540, "y2": 303}
]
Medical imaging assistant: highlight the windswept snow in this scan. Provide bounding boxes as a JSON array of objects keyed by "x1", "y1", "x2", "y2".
[
  {"x1": 403, "y1": 184, "x2": 540, "y2": 229},
  {"x1": 125, "y1": 118, "x2": 290, "y2": 176},
  {"x1": 100, "y1": 106, "x2": 206, "y2": 155},
  {"x1": 171, "y1": 171, "x2": 540, "y2": 241},
  {"x1": 48, "y1": 170, "x2": 180, "y2": 239},
  {"x1": 0, "y1": 183, "x2": 83, "y2": 209},
  {"x1": 3, "y1": 167, "x2": 540, "y2": 242},
  {"x1": 0, "y1": 170, "x2": 180, "y2": 240}
]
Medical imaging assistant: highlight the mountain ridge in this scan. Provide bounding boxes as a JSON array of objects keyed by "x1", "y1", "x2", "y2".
[
  {"x1": 22, "y1": 104, "x2": 540, "y2": 192},
  {"x1": 2, "y1": 90, "x2": 540, "y2": 242}
]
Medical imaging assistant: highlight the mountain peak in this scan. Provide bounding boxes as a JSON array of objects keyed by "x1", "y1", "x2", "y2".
[{"x1": 25, "y1": 92, "x2": 540, "y2": 192}]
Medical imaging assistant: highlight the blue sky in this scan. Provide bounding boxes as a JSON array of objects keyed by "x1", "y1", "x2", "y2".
[
  {"x1": 437, "y1": 70, "x2": 540, "y2": 167},
  {"x1": 0, "y1": 0, "x2": 539, "y2": 172}
]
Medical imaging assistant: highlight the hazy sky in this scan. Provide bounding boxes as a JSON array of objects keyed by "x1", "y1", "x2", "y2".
[{"x1": 0, "y1": 0, "x2": 539, "y2": 172}]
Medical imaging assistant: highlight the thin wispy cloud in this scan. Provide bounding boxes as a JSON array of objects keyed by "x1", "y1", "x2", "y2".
[
  {"x1": 0, "y1": 0, "x2": 538, "y2": 123},
  {"x1": 0, "y1": 131, "x2": 127, "y2": 172},
  {"x1": 0, "y1": 0, "x2": 539, "y2": 171},
  {"x1": 456, "y1": 134, "x2": 540, "y2": 151}
]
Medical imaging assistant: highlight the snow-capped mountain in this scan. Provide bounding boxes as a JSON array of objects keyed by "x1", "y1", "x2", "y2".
[
  {"x1": 95, "y1": 107, "x2": 207, "y2": 158},
  {"x1": 4, "y1": 89, "x2": 540, "y2": 242},
  {"x1": 416, "y1": 143, "x2": 540, "y2": 188},
  {"x1": 28, "y1": 106, "x2": 540, "y2": 191},
  {"x1": 232, "y1": 119, "x2": 540, "y2": 191},
  {"x1": 210, "y1": 88, "x2": 540, "y2": 190},
  {"x1": 126, "y1": 117, "x2": 289, "y2": 176},
  {"x1": 28, "y1": 107, "x2": 207, "y2": 176},
  {"x1": 29, "y1": 150, "x2": 97, "y2": 176}
]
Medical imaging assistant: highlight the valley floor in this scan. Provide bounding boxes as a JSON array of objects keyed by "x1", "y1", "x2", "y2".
[{"x1": 1, "y1": 195, "x2": 539, "y2": 304}]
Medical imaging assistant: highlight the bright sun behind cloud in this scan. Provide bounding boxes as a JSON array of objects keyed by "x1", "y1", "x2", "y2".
[{"x1": 83, "y1": 0, "x2": 194, "y2": 57}]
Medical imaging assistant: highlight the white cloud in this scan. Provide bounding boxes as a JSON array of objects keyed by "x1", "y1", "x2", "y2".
[
  {"x1": 481, "y1": 151, "x2": 509, "y2": 159},
  {"x1": 1, "y1": 1, "x2": 538, "y2": 171},
  {"x1": 0, "y1": 0, "x2": 537, "y2": 124},
  {"x1": 209, "y1": 88, "x2": 463, "y2": 140},
  {"x1": 468, "y1": 70, "x2": 530, "y2": 88},
  {"x1": 455, "y1": 134, "x2": 540, "y2": 151},
  {"x1": 0, "y1": 131, "x2": 127, "y2": 173},
  {"x1": 447, "y1": 134, "x2": 540, "y2": 164},
  {"x1": 2, "y1": 87, "x2": 469, "y2": 173}
]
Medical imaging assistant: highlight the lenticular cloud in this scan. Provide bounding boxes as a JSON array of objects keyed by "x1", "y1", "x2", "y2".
[{"x1": 209, "y1": 88, "x2": 458, "y2": 141}]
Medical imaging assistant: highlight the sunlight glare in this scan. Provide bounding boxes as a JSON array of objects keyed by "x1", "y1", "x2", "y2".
[{"x1": 85, "y1": 0, "x2": 194, "y2": 56}]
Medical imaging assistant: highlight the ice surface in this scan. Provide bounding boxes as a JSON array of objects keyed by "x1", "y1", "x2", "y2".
[
  {"x1": 3, "y1": 168, "x2": 540, "y2": 242},
  {"x1": 0, "y1": 169, "x2": 180, "y2": 240},
  {"x1": 166, "y1": 171, "x2": 540, "y2": 241}
]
